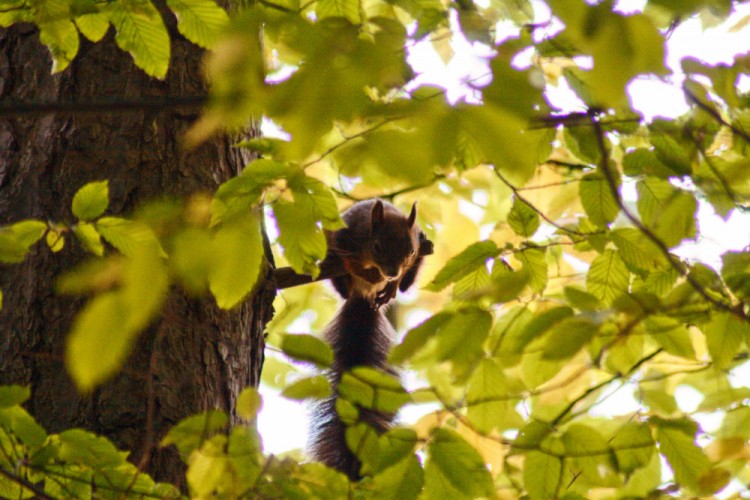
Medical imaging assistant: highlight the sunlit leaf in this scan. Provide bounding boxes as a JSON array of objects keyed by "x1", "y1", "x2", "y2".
[
  {"x1": 72, "y1": 180, "x2": 110, "y2": 220},
  {"x1": 542, "y1": 316, "x2": 597, "y2": 360},
  {"x1": 586, "y1": 249, "x2": 629, "y2": 305},
  {"x1": 73, "y1": 223, "x2": 104, "y2": 256},
  {"x1": 281, "y1": 375, "x2": 331, "y2": 401},
  {"x1": 166, "y1": 0, "x2": 228, "y2": 48},
  {"x1": 427, "y1": 241, "x2": 499, "y2": 292},
  {"x1": 208, "y1": 214, "x2": 264, "y2": 309},
  {"x1": 579, "y1": 172, "x2": 619, "y2": 227},
  {"x1": 655, "y1": 419, "x2": 712, "y2": 494},
  {"x1": 161, "y1": 410, "x2": 229, "y2": 459},
  {"x1": 110, "y1": 0, "x2": 170, "y2": 79},
  {"x1": 0, "y1": 385, "x2": 29, "y2": 409},
  {"x1": 280, "y1": 334, "x2": 333, "y2": 368},
  {"x1": 514, "y1": 246, "x2": 547, "y2": 293},
  {"x1": 466, "y1": 358, "x2": 521, "y2": 434},
  {"x1": 339, "y1": 367, "x2": 410, "y2": 413},
  {"x1": 58, "y1": 429, "x2": 124, "y2": 468},
  {"x1": 32, "y1": 0, "x2": 79, "y2": 73},
  {"x1": 423, "y1": 428, "x2": 495, "y2": 499},
  {"x1": 507, "y1": 196, "x2": 540, "y2": 237},
  {"x1": 523, "y1": 451, "x2": 561, "y2": 499},
  {"x1": 702, "y1": 312, "x2": 748, "y2": 369},
  {"x1": 236, "y1": 388, "x2": 263, "y2": 420}
]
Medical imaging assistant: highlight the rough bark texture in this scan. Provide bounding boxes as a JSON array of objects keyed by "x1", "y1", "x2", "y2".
[{"x1": 0, "y1": 16, "x2": 273, "y2": 486}]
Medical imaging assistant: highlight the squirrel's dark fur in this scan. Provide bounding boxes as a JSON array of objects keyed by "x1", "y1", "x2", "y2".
[{"x1": 309, "y1": 199, "x2": 425, "y2": 479}]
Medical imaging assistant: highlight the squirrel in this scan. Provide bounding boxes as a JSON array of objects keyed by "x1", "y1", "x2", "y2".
[{"x1": 308, "y1": 199, "x2": 426, "y2": 479}]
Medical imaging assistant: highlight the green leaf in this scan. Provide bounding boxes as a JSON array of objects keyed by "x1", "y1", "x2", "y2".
[
  {"x1": 579, "y1": 172, "x2": 619, "y2": 227},
  {"x1": 186, "y1": 435, "x2": 230, "y2": 496},
  {"x1": 466, "y1": 358, "x2": 521, "y2": 434},
  {"x1": 0, "y1": 406, "x2": 46, "y2": 448},
  {"x1": 31, "y1": 0, "x2": 80, "y2": 73},
  {"x1": 161, "y1": 410, "x2": 229, "y2": 459},
  {"x1": 610, "y1": 422, "x2": 655, "y2": 474},
  {"x1": 339, "y1": 367, "x2": 410, "y2": 413},
  {"x1": 72, "y1": 180, "x2": 109, "y2": 221},
  {"x1": 611, "y1": 227, "x2": 668, "y2": 274},
  {"x1": 373, "y1": 428, "x2": 419, "y2": 474},
  {"x1": 281, "y1": 375, "x2": 331, "y2": 401},
  {"x1": 66, "y1": 247, "x2": 167, "y2": 391},
  {"x1": 171, "y1": 227, "x2": 212, "y2": 294},
  {"x1": 514, "y1": 246, "x2": 547, "y2": 293},
  {"x1": 316, "y1": 0, "x2": 361, "y2": 24},
  {"x1": 718, "y1": 406, "x2": 750, "y2": 439},
  {"x1": 8, "y1": 220, "x2": 47, "y2": 248},
  {"x1": 586, "y1": 249, "x2": 629, "y2": 305},
  {"x1": 75, "y1": 8, "x2": 111, "y2": 42},
  {"x1": 208, "y1": 214, "x2": 264, "y2": 309},
  {"x1": 110, "y1": 0, "x2": 170, "y2": 80},
  {"x1": 0, "y1": 385, "x2": 29, "y2": 408},
  {"x1": 542, "y1": 316, "x2": 598, "y2": 360},
  {"x1": 235, "y1": 388, "x2": 262, "y2": 422},
  {"x1": 58, "y1": 429, "x2": 124, "y2": 468},
  {"x1": 166, "y1": 0, "x2": 228, "y2": 48},
  {"x1": 434, "y1": 308, "x2": 492, "y2": 375},
  {"x1": 73, "y1": 222, "x2": 104, "y2": 256},
  {"x1": 702, "y1": 312, "x2": 748, "y2": 369},
  {"x1": 346, "y1": 423, "x2": 380, "y2": 475},
  {"x1": 636, "y1": 177, "x2": 697, "y2": 248},
  {"x1": 427, "y1": 241, "x2": 499, "y2": 292},
  {"x1": 370, "y1": 454, "x2": 424, "y2": 500},
  {"x1": 0, "y1": 232, "x2": 30, "y2": 263},
  {"x1": 655, "y1": 422, "x2": 711, "y2": 494},
  {"x1": 423, "y1": 428, "x2": 495, "y2": 499},
  {"x1": 552, "y1": 4, "x2": 666, "y2": 106},
  {"x1": 280, "y1": 334, "x2": 333, "y2": 368},
  {"x1": 562, "y1": 424, "x2": 613, "y2": 486},
  {"x1": 507, "y1": 196, "x2": 540, "y2": 237},
  {"x1": 510, "y1": 306, "x2": 574, "y2": 354},
  {"x1": 274, "y1": 174, "x2": 344, "y2": 278},
  {"x1": 523, "y1": 451, "x2": 561, "y2": 499},
  {"x1": 389, "y1": 311, "x2": 452, "y2": 364},
  {"x1": 97, "y1": 217, "x2": 165, "y2": 257},
  {"x1": 651, "y1": 133, "x2": 693, "y2": 176},
  {"x1": 722, "y1": 251, "x2": 750, "y2": 300},
  {"x1": 65, "y1": 293, "x2": 133, "y2": 391},
  {"x1": 462, "y1": 104, "x2": 538, "y2": 186},
  {"x1": 46, "y1": 229, "x2": 65, "y2": 252},
  {"x1": 645, "y1": 316, "x2": 695, "y2": 359},
  {"x1": 622, "y1": 148, "x2": 674, "y2": 178}
]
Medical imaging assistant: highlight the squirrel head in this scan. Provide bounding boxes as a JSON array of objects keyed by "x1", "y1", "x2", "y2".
[{"x1": 368, "y1": 200, "x2": 419, "y2": 280}]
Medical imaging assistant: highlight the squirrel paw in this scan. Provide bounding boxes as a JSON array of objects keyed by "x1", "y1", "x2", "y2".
[{"x1": 374, "y1": 283, "x2": 398, "y2": 309}]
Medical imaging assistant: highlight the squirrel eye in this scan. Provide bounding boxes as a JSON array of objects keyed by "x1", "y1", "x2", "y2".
[{"x1": 409, "y1": 249, "x2": 416, "y2": 256}]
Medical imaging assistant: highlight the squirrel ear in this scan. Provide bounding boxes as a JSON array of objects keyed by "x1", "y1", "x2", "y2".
[
  {"x1": 407, "y1": 201, "x2": 417, "y2": 228},
  {"x1": 371, "y1": 199, "x2": 384, "y2": 234}
]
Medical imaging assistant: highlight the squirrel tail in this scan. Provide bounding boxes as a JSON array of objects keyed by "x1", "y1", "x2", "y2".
[{"x1": 308, "y1": 296, "x2": 396, "y2": 479}]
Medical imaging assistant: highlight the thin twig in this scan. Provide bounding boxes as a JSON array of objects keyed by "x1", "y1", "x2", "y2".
[{"x1": 494, "y1": 168, "x2": 604, "y2": 237}]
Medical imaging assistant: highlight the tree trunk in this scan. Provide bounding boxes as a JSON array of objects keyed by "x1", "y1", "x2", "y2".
[{"x1": 0, "y1": 17, "x2": 273, "y2": 486}]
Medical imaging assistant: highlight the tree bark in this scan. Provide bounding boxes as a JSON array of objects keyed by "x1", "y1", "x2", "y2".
[{"x1": 0, "y1": 16, "x2": 273, "y2": 486}]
